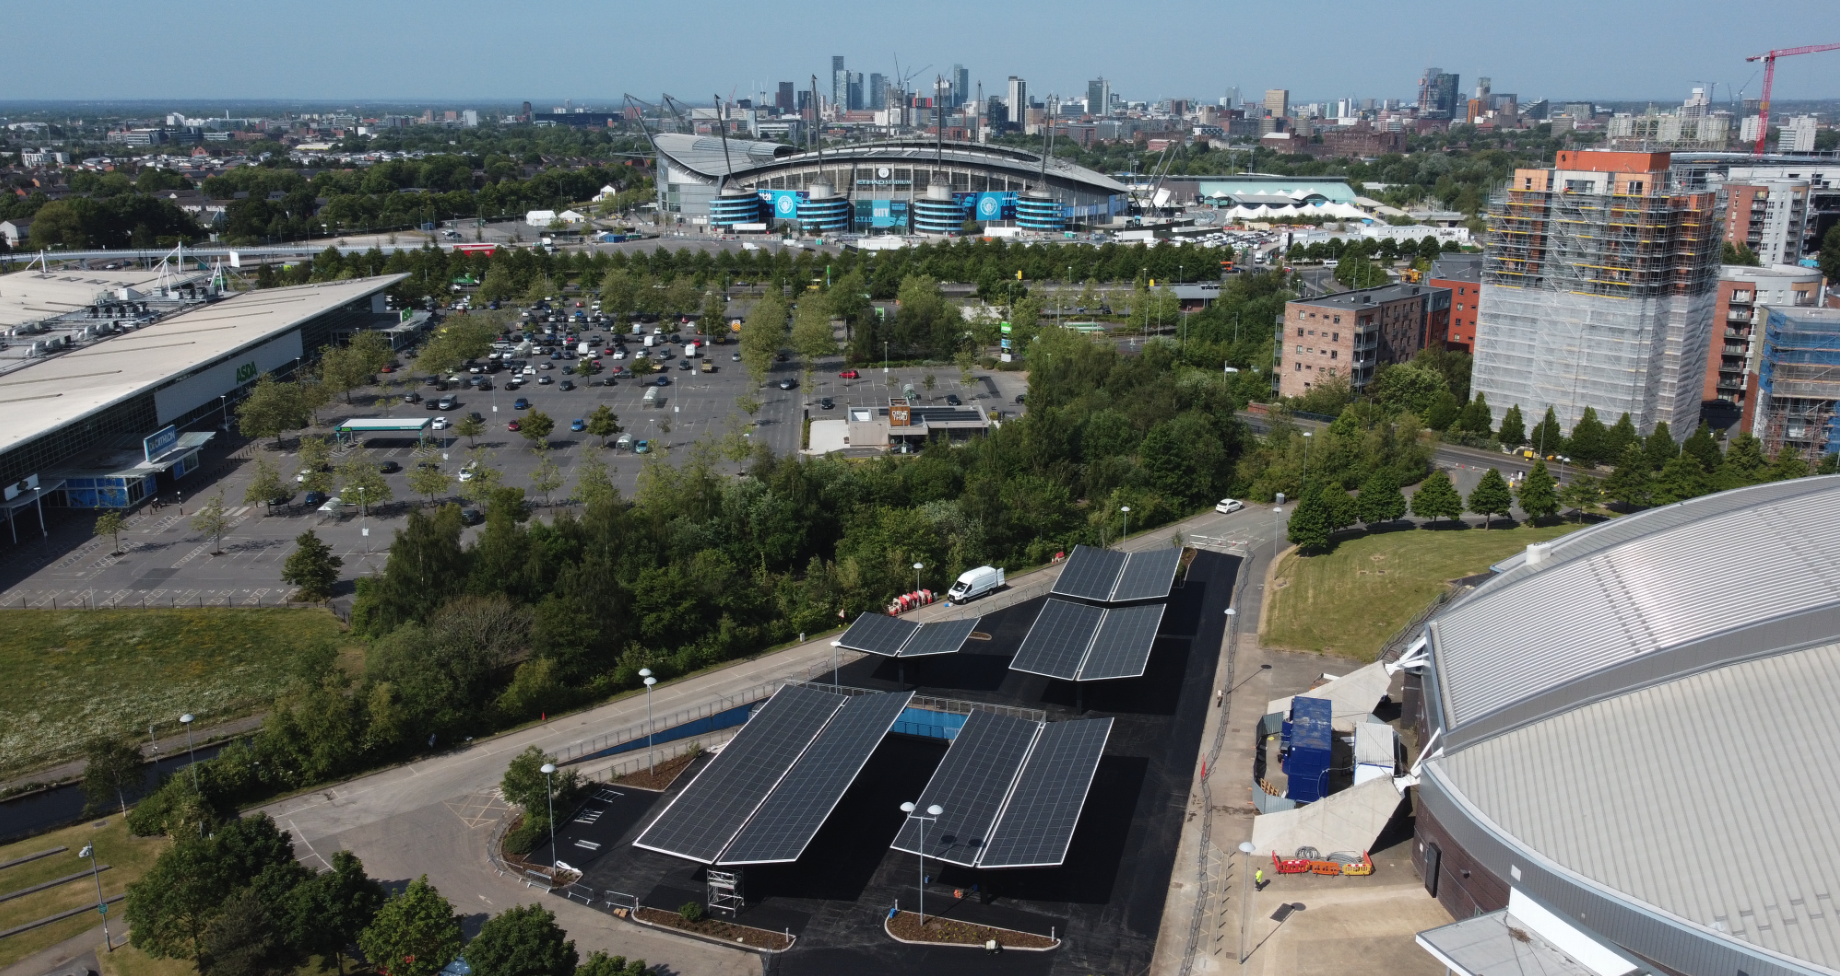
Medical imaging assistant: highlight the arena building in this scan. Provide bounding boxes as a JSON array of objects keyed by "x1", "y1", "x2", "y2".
[
  {"x1": 648, "y1": 132, "x2": 1130, "y2": 234},
  {"x1": 0, "y1": 273, "x2": 404, "y2": 530},
  {"x1": 1402, "y1": 477, "x2": 1840, "y2": 976}
]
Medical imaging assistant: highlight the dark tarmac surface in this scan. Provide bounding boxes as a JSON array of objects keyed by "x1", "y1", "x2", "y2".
[{"x1": 567, "y1": 549, "x2": 1240, "y2": 976}]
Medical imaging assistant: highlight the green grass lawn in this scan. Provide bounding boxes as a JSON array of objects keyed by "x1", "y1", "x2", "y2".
[
  {"x1": 0, "y1": 816, "x2": 168, "y2": 967},
  {"x1": 0, "y1": 608, "x2": 357, "y2": 779},
  {"x1": 1263, "y1": 522, "x2": 1590, "y2": 660}
]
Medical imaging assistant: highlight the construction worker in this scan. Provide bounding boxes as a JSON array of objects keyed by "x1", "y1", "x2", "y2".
[{"x1": 1255, "y1": 867, "x2": 1264, "y2": 888}]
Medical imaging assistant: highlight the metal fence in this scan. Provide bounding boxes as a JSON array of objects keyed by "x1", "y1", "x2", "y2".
[{"x1": 578, "y1": 731, "x2": 736, "y2": 783}]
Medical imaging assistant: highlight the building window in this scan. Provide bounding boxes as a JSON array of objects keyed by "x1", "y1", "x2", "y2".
[
  {"x1": 1294, "y1": 363, "x2": 1301, "y2": 371},
  {"x1": 1333, "y1": 316, "x2": 1341, "y2": 324},
  {"x1": 1332, "y1": 333, "x2": 1338, "y2": 341},
  {"x1": 1297, "y1": 327, "x2": 1304, "y2": 336},
  {"x1": 1330, "y1": 351, "x2": 1338, "y2": 360}
]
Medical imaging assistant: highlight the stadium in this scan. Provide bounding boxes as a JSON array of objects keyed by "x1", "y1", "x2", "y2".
[
  {"x1": 647, "y1": 132, "x2": 1131, "y2": 235},
  {"x1": 1403, "y1": 477, "x2": 1840, "y2": 976}
]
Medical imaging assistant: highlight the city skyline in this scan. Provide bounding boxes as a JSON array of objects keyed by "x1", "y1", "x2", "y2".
[{"x1": 9, "y1": 0, "x2": 1840, "y2": 104}]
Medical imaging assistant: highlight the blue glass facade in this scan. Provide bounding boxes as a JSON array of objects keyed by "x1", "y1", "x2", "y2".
[
  {"x1": 1016, "y1": 194, "x2": 1066, "y2": 232},
  {"x1": 797, "y1": 196, "x2": 851, "y2": 234},
  {"x1": 709, "y1": 192, "x2": 764, "y2": 227},
  {"x1": 912, "y1": 196, "x2": 967, "y2": 235}
]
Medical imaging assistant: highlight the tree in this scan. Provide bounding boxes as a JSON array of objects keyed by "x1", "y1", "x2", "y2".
[
  {"x1": 1466, "y1": 468, "x2": 1514, "y2": 528},
  {"x1": 126, "y1": 834, "x2": 228, "y2": 968},
  {"x1": 1453, "y1": 392, "x2": 1492, "y2": 438},
  {"x1": 94, "y1": 510, "x2": 125, "y2": 555},
  {"x1": 407, "y1": 461, "x2": 452, "y2": 506},
  {"x1": 1356, "y1": 470, "x2": 1408, "y2": 526},
  {"x1": 598, "y1": 269, "x2": 640, "y2": 323},
  {"x1": 236, "y1": 375, "x2": 307, "y2": 447},
  {"x1": 338, "y1": 448, "x2": 393, "y2": 515},
  {"x1": 244, "y1": 455, "x2": 287, "y2": 512},
  {"x1": 1567, "y1": 406, "x2": 1608, "y2": 467},
  {"x1": 577, "y1": 953, "x2": 649, "y2": 976},
  {"x1": 585, "y1": 404, "x2": 622, "y2": 447},
  {"x1": 1516, "y1": 459, "x2": 1560, "y2": 523},
  {"x1": 1410, "y1": 469, "x2": 1463, "y2": 523},
  {"x1": 296, "y1": 436, "x2": 335, "y2": 494},
  {"x1": 701, "y1": 288, "x2": 727, "y2": 337},
  {"x1": 356, "y1": 876, "x2": 462, "y2": 976},
  {"x1": 1722, "y1": 240, "x2": 1763, "y2": 266},
  {"x1": 1643, "y1": 422, "x2": 1678, "y2": 470},
  {"x1": 1559, "y1": 474, "x2": 1602, "y2": 521},
  {"x1": 459, "y1": 448, "x2": 504, "y2": 507},
  {"x1": 284, "y1": 851, "x2": 386, "y2": 976},
  {"x1": 501, "y1": 746, "x2": 578, "y2": 853},
  {"x1": 1767, "y1": 445, "x2": 1810, "y2": 482},
  {"x1": 572, "y1": 455, "x2": 617, "y2": 508},
  {"x1": 1603, "y1": 445, "x2": 1654, "y2": 508},
  {"x1": 790, "y1": 293, "x2": 836, "y2": 386},
  {"x1": 1683, "y1": 422, "x2": 1722, "y2": 473},
  {"x1": 1323, "y1": 488, "x2": 1358, "y2": 534},
  {"x1": 1821, "y1": 223, "x2": 1840, "y2": 286},
  {"x1": 81, "y1": 735, "x2": 141, "y2": 814},
  {"x1": 191, "y1": 489, "x2": 232, "y2": 553},
  {"x1": 1529, "y1": 407, "x2": 1565, "y2": 457},
  {"x1": 529, "y1": 450, "x2": 563, "y2": 505},
  {"x1": 201, "y1": 889, "x2": 296, "y2": 976},
  {"x1": 282, "y1": 530, "x2": 342, "y2": 601},
  {"x1": 318, "y1": 346, "x2": 374, "y2": 405},
  {"x1": 519, "y1": 410, "x2": 556, "y2": 450},
  {"x1": 1285, "y1": 490, "x2": 1331, "y2": 551},
  {"x1": 1369, "y1": 361, "x2": 1449, "y2": 417},
  {"x1": 1652, "y1": 452, "x2": 1711, "y2": 504},
  {"x1": 740, "y1": 292, "x2": 788, "y2": 386},
  {"x1": 1604, "y1": 412, "x2": 1639, "y2": 461},
  {"x1": 454, "y1": 414, "x2": 486, "y2": 446},
  {"x1": 1718, "y1": 432, "x2": 1767, "y2": 488},
  {"x1": 573, "y1": 357, "x2": 595, "y2": 382},
  {"x1": 1496, "y1": 405, "x2": 1526, "y2": 448},
  {"x1": 465, "y1": 904, "x2": 578, "y2": 976}
]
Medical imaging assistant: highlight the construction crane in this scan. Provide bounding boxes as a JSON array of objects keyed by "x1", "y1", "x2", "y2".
[{"x1": 1745, "y1": 42, "x2": 1840, "y2": 154}]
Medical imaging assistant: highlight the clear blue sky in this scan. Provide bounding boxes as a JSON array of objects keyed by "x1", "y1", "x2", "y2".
[{"x1": 11, "y1": 0, "x2": 1840, "y2": 106}]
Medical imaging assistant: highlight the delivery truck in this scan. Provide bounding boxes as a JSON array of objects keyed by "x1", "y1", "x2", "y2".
[{"x1": 947, "y1": 566, "x2": 1005, "y2": 602}]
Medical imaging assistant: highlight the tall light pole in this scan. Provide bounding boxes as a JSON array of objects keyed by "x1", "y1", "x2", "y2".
[
  {"x1": 539, "y1": 763, "x2": 558, "y2": 872},
  {"x1": 1301, "y1": 430, "x2": 1313, "y2": 497},
  {"x1": 829, "y1": 640, "x2": 841, "y2": 689},
  {"x1": 179, "y1": 713, "x2": 197, "y2": 787},
  {"x1": 1120, "y1": 505, "x2": 1130, "y2": 546},
  {"x1": 639, "y1": 668, "x2": 657, "y2": 774},
  {"x1": 899, "y1": 801, "x2": 944, "y2": 925},
  {"x1": 79, "y1": 844, "x2": 111, "y2": 952},
  {"x1": 913, "y1": 562, "x2": 924, "y2": 594},
  {"x1": 357, "y1": 486, "x2": 368, "y2": 552},
  {"x1": 1238, "y1": 840, "x2": 1256, "y2": 964}
]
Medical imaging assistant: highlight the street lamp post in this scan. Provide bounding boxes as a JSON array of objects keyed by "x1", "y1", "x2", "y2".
[
  {"x1": 899, "y1": 801, "x2": 944, "y2": 925},
  {"x1": 179, "y1": 713, "x2": 197, "y2": 787},
  {"x1": 539, "y1": 763, "x2": 558, "y2": 872},
  {"x1": 219, "y1": 394, "x2": 229, "y2": 431},
  {"x1": 1302, "y1": 430, "x2": 1313, "y2": 497},
  {"x1": 79, "y1": 844, "x2": 111, "y2": 951},
  {"x1": 357, "y1": 486, "x2": 368, "y2": 552},
  {"x1": 639, "y1": 668, "x2": 657, "y2": 774},
  {"x1": 1120, "y1": 505, "x2": 1130, "y2": 546},
  {"x1": 829, "y1": 641, "x2": 841, "y2": 689},
  {"x1": 913, "y1": 562, "x2": 924, "y2": 594},
  {"x1": 1238, "y1": 840, "x2": 1256, "y2": 964}
]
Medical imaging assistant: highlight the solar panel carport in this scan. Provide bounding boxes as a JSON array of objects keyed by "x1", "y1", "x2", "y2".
[
  {"x1": 1009, "y1": 598, "x2": 1166, "y2": 681},
  {"x1": 836, "y1": 612, "x2": 981, "y2": 658},
  {"x1": 1049, "y1": 544, "x2": 1183, "y2": 603}
]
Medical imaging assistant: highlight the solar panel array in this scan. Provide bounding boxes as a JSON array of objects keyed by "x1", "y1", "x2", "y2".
[
  {"x1": 719, "y1": 690, "x2": 914, "y2": 864},
  {"x1": 1049, "y1": 544, "x2": 1183, "y2": 603},
  {"x1": 837, "y1": 613, "x2": 920, "y2": 656},
  {"x1": 890, "y1": 710, "x2": 1042, "y2": 867},
  {"x1": 633, "y1": 684, "x2": 844, "y2": 863},
  {"x1": 890, "y1": 713, "x2": 1112, "y2": 869},
  {"x1": 1078, "y1": 604, "x2": 1167, "y2": 681},
  {"x1": 836, "y1": 612, "x2": 980, "y2": 658},
  {"x1": 1110, "y1": 547, "x2": 1184, "y2": 602},
  {"x1": 979, "y1": 718, "x2": 1114, "y2": 868},
  {"x1": 1050, "y1": 545, "x2": 1129, "y2": 601},
  {"x1": 1009, "y1": 599, "x2": 1107, "y2": 680},
  {"x1": 1010, "y1": 598, "x2": 1164, "y2": 682}
]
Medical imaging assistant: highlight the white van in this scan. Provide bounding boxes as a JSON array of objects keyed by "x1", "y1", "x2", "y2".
[{"x1": 947, "y1": 566, "x2": 1005, "y2": 602}]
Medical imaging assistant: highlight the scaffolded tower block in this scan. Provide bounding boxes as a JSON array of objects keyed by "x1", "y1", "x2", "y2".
[
  {"x1": 1473, "y1": 150, "x2": 1720, "y2": 437},
  {"x1": 1755, "y1": 307, "x2": 1840, "y2": 457}
]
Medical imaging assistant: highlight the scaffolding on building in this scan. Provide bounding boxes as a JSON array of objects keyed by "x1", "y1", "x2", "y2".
[
  {"x1": 1756, "y1": 309, "x2": 1840, "y2": 456},
  {"x1": 1473, "y1": 170, "x2": 1720, "y2": 436}
]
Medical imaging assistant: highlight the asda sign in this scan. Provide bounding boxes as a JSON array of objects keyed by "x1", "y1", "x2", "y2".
[{"x1": 235, "y1": 361, "x2": 259, "y2": 383}]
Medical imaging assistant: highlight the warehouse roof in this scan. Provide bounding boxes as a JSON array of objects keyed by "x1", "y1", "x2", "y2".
[
  {"x1": 1424, "y1": 477, "x2": 1840, "y2": 973},
  {"x1": 0, "y1": 268, "x2": 200, "y2": 329},
  {"x1": 0, "y1": 275, "x2": 404, "y2": 457}
]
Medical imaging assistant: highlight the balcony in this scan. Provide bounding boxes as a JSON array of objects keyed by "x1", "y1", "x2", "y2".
[
  {"x1": 1723, "y1": 346, "x2": 1747, "y2": 356},
  {"x1": 1729, "y1": 291, "x2": 1754, "y2": 304}
]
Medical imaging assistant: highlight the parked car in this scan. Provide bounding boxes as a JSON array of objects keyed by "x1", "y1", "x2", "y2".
[
  {"x1": 537, "y1": 375, "x2": 553, "y2": 385},
  {"x1": 507, "y1": 419, "x2": 522, "y2": 432},
  {"x1": 379, "y1": 461, "x2": 401, "y2": 474},
  {"x1": 570, "y1": 418, "x2": 586, "y2": 432},
  {"x1": 1215, "y1": 498, "x2": 1244, "y2": 514},
  {"x1": 945, "y1": 393, "x2": 962, "y2": 406},
  {"x1": 559, "y1": 379, "x2": 575, "y2": 391},
  {"x1": 437, "y1": 396, "x2": 457, "y2": 410},
  {"x1": 819, "y1": 397, "x2": 834, "y2": 410},
  {"x1": 303, "y1": 490, "x2": 330, "y2": 507},
  {"x1": 732, "y1": 352, "x2": 741, "y2": 361},
  {"x1": 513, "y1": 397, "x2": 530, "y2": 410},
  {"x1": 678, "y1": 359, "x2": 692, "y2": 370},
  {"x1": 839, "y1": 369, "x2": 860, "y2": 379},
  {"x1": 459, "y1": 508, "x2": 485, "y2": 526},
  {"x1": 432, "y1": 416, "x2": 450, "y2": 430},
  {"x1": 402, "y1": 391, "x2": 422, "y2": 403},
  {"x1": 634, "y1": 440, "x2": 651, "y2": 454},
  {"x1": 778, "y1": 378, "x2": 798, "y2": 390},
  {"x1": 1014, "y1": 393, "x2": 1027, "y2": 404},
  {"x1": 654, "y1": 376, "x2": 670, "y2": 387}
]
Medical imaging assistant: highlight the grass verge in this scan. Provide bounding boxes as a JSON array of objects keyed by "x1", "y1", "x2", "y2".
[
  {"x1": 0, "y1": 817, "x2": 168, "y2": 967},
  {"x1": 0, "y1": 608, "x2": 359, "y2": 778},
  {"x1": 1263, "y1": 522, "x2": 1588, "y2": 659}
]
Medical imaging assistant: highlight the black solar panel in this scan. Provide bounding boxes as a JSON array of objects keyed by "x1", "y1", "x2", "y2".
[
  {"x1": 1009, "y1": 598, "x2": 1105, "y2": 680},
  {"x1": 1111, "y1": 548, "x2": 1184, "y2": 602},
  {"x1": 719, "y1": 690, "x2": 914, "y2": 865},
  {"x1": 889, "y1": 710, "x2": 1041, "y2": 867},
  {"x1": 1078, "y1": 604, "x2": 1166, "y2": 681},
  {"x1": 837, "y1": 612, "x2": 920, "y2": 656},
  {"x1": 1050, "y1": 545, "x2": 1128, "y2": 601},
  {"x1": 632, "y1": 684, "x2": 843, "y2": 863},
  {"x1": 899, "y1": 618, "x2": 981, "y2": 658},
  {"x1": 979, "y1": 718, "x2": 1113, "y2": 868}
]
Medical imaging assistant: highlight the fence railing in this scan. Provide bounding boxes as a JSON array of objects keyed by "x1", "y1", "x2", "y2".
[{"x1": 579, "y1": 731, "x2": 735, "y2": 783}]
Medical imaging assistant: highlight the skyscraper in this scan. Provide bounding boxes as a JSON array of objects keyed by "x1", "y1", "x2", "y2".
[
  {"x1": 952, "y1": 65, "x2": 970, "y2": 108},
  {"x1": 1263, "y1": 89, "x2": 1289, "y2": 118},
  {"x1": 1087, "y1": 77, "x2": 1111, "y2": 116},
  {"x1": 777, "y1": 82, "x2": 794, "y2": 112},
  {"x1": 1007, "y1": 77, "x2": 1027, "y2": 124},
  {"x1": 869, "y1": 73, "x2": 886, "y2": 111},
  {"x1": 848, "y1": 72, "x2": 865, "y2": 111},
  {"x1": 1472, "y1": 150, "x2": 1719, "y2": 438},
  {"x1": 1417, "y1": 68, "x2": 1459, "y2": 118},
  {"x1": 832, "y1": 56, "x2": 847, "y2": 111}
]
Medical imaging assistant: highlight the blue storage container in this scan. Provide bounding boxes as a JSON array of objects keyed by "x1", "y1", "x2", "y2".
[{"x1": 1283, "y1": 697, "x2": 1333, "y2": 803}]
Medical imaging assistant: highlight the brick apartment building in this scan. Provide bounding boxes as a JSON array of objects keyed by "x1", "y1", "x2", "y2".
[
  {"x1": 1428, "y1": 254, "x2": 1482, "y2": 354},
  {"x1": 1706, "y1": 264, "x2": 1825, "y2": 432},
  {"x1": 1279, "y1": 283, "x2": 1452, "y2": 398},
  {"x1": 1721, "y1": 179, "x2": 1811, "y2": 266}
]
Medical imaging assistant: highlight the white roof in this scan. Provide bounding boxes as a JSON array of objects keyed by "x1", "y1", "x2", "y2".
[
  {"x1": 0, "y1": 276, "x2": 404, "y2": 458},
  {"x1": 335, "y1": 417, "x2": 430, "y2": 431},
  {"x1": 0, "y1": 268, "x2": 196, "y2": 329}
]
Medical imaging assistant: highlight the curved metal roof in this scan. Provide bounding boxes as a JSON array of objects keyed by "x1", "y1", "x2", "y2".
[
  {"x1": 653, "y1": 132, "x2": 1128, "y2": 194},
  {"x1": 1424, "y1": 477, "x2": 1840, "y2": 974}
]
